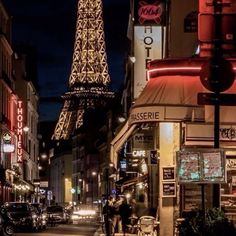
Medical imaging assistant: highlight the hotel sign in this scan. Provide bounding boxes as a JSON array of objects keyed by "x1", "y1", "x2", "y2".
[{"x1": 134, "y1": 26, "x2": 163, "y2": 99}]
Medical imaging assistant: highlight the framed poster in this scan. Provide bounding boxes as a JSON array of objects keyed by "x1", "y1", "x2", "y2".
[
  {"x1": 162, "y1": 182, "x2": 176, "y2": 198},
  {"x1": 176, "y1": 149, "x2": 226, "y2": 184},
  {"x1": 176, "y1": 151, "x2": 201, "y2": 183},
  {"x1": 162, "y1": 166, "x2": 175, "y2": 181},
  {"x1": 202, "y1": 149, "x2": 225, "y2": 183}
]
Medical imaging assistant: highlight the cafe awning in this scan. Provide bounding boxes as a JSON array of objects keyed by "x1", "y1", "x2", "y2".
[
  {"x1": 129, "y1": 74, "x2": 206, "y2": 126},
  {"x1": 110, "y1": 121, "x2": 137, "y2": 169},
  {"x1": 116, "y1": 174, "x2": 148, "y2": 192},
  {"x1": 110, "y1": 57, "x2": 236, "y2": 168}
]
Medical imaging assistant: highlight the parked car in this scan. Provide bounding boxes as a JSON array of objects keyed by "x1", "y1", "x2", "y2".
[
  {"x1": 0, "y1": 209, "x2": 14, "y2": 236},
  {"x1": 1, "y1": 202, "x2": 41, "y2": 232},
  {"x1": 46, "y1": 205, "x2": 68, "y2": 224},
  {"x1": 30, "y1": 203, "x2": 47, "y2": 229}
]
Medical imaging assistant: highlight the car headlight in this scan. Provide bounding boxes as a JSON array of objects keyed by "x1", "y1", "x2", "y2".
[
  {"x1": 71, "y1": 214, "x2": 79, "y2": 220},
  {"x1": 42, "y1": 214, "x2": 47, "y2": 220}
]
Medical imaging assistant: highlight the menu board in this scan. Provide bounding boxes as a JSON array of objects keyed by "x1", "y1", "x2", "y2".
[
  {"x1": 162, "y1": 182, "x2": 176, "y2": 197},
  {"x1": 162, "y1": 166, "x2": 175, "y2": 181},
  {"x1": 202, "y1": 151, "x2": 224, "y2": 182},
  {"x1": 176, "y1": 149, "x2": 225, "y2": 184},
  {"x1": 177, "y1": 152, "x2": 201, "y2": 183}
]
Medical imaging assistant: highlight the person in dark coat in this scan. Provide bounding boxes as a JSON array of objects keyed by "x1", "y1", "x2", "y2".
[
  {"x1": 119, "y1": 198, "x2": 132, "y2": 234},
  {"x1": 102, "y1": 197, "x2": 113, "y2": 235}
]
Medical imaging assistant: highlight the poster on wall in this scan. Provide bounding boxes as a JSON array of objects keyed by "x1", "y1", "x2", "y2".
[
  {"x1": 176, "y1": 149, "x2": 226, "y2": 184},
  {"x1": 202, "y1": 150, "x2": 225, "y2": 182},
  {"x1": 134, "y1": 26, "x2": 163, "y2": 99},
  {"x1": 177, "y1": 151, "x2": 201, "y2": 183},
  {"x1": 134, "y1": 0, "x2": 167, "y2": 26}
]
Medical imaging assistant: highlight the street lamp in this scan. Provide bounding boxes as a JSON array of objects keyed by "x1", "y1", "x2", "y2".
[{"x1": 91, "y1": 171, "x2": 97, "y2": 207}]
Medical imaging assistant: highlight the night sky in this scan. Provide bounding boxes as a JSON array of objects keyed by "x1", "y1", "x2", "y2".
[{"x1": 4, "y1": 0, "x2": 130, "y2": 121}]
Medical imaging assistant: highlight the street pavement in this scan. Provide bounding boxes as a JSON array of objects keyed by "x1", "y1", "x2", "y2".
[{"x1": 15, "y1": 223, "x2": 98, "y2": 236}]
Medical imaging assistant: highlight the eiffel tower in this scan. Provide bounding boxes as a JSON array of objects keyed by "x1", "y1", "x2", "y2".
[{"x1": 53, "y1": 0, "x2": 114, "y2": 140}]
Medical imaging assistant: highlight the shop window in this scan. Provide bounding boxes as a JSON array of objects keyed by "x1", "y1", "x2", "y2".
[
  {"x1": 221, "y1": 156, "x2": 236, "y2": 214},
  {"x1": 181, "y1": 184, "x2": 213, "y2": 213}
]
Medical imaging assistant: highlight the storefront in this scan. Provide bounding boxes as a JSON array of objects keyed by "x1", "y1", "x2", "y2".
[{"x1": 110, "y1": 58, "x2": 236, "y2": 236}]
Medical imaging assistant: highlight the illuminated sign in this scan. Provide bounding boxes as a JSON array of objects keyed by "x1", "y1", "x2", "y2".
[
  {"x1": 17, "y1": 100, "x2": 23, "y2": 163},
  {"x1": 3, "y1": 144, "x2": 15, "y2": 153},
  {"x1": 132, "y1": 150, "x2": 146, "y2": 157},
  {"x1": 138, "y1": 1, "x2": 162, "y2": 24},
  {"x1": 2, "y1": 132, "x2": 11, "y2": 143},
  {"x1": 135, "y1": 0, "x2": 166, "y2": 26},
  {"x1": 134, "y1": 26, "x2": 163, "y2": 98},
  {"x1": 120, "y1": 160, "x2": 127, "y2": 171}
]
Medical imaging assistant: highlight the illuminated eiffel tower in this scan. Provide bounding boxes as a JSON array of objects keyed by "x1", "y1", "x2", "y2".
[{"x1": 53, "y1": 0, "x2": 114, "y2": 140}]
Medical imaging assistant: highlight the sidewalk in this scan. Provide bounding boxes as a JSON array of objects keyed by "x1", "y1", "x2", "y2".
[{"x1": 94, "y1": 226, "x2": 136, "y2": 236}]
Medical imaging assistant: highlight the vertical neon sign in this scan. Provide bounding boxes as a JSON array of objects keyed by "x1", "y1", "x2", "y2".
[{"x1": 17, "y1": 100, "x2": 23, "y2": 163}]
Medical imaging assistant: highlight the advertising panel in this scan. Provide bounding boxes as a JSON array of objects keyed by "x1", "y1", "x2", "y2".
[
  {"x1": 132, "y1": 129, "x2": 154, "y2": 150},
  {"x1": 176, "y1": 149, "x2": 226, "y2": 183},
  {"x1": 134, "y1": 26, "x2": 163, "y2": 98}
]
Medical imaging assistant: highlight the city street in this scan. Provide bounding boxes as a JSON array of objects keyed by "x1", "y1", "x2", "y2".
[{"x1": 15, "y1": 223, "x2": 99, "y2": 236}]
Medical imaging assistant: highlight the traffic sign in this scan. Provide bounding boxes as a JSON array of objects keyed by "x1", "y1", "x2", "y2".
[
  {"x1": 198, "y1": 92, "x2": 236, "y2": 106},
  {"x1": 200, "y1": 57, "x2": 235, "y2": 93}
]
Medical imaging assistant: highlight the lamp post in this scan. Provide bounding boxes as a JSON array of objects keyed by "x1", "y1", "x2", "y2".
[
  {"x1": 105, "y1": 167, "x2": 110, "y2": 236},
  {"x1": 91, "y1": 171, "x2": 97, "y2": 207},
  {"x1": 199, "y1": 0, "x2": 235, "y2": 209}
]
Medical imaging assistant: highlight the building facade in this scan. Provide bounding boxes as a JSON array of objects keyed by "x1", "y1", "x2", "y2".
[
  {"x1": 0, "y1": 1, "x2": 39, "y2": 203},
  {"x1": 112, "y1": 1, "x2": 236, "y2": 236}
]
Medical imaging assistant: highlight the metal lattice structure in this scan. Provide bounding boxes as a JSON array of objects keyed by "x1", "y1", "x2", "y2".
[{"x1": 53, "y1": 0, "x2": 114, "y2": 140}]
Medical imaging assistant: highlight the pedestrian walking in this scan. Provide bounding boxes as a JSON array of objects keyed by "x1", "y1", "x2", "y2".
[
  {"x1": 102, "y1": 197, "x2": 113, "y2": 235},
  {"x1": 119, "y1": 198, "x2": 132, "y2": 235},
  {"x1": 111, "y1": 196, "x2": 122, "y2": 233}
]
